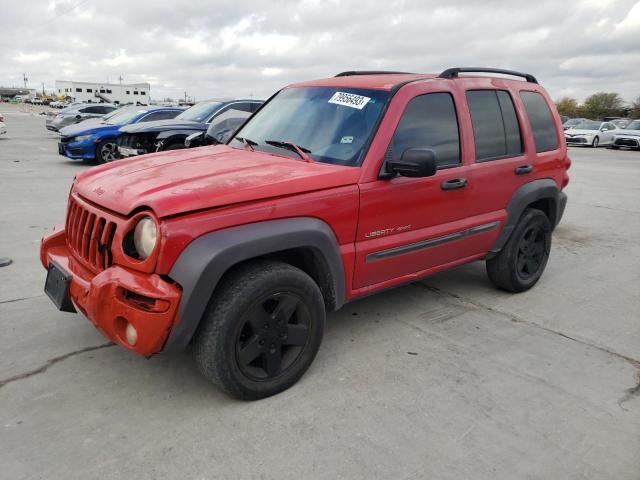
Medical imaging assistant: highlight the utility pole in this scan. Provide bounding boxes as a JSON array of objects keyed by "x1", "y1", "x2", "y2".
[
  {"x1": 23, "y1": 73, "x2": 28, "y2": 88},
  {"x1": 119, "y1": 75, "x2": 123, "y2": 85},
  {"x1": 184, "y1": 91, "x2": 187, "y2": 103}
]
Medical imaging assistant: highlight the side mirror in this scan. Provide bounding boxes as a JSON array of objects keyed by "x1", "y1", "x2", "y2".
[
  {"x1": 386, "y1": 148, "x2": 437, "y2": 178},
  {"x1": 185, "y1": 131, "x2": 204, "y2": 148}
]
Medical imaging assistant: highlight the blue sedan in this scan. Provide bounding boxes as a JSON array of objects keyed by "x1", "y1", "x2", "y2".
[{"x1": 57, "y1": 106, "x2": 184, "y2": 163}]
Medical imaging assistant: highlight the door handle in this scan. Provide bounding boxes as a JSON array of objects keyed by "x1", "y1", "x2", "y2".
[
  {"x1": 514, "y1": 164, "x2": 533, "y2": 175},
  {"x1": 441, "y1": 178, "x2": 467, "y2": 190}
]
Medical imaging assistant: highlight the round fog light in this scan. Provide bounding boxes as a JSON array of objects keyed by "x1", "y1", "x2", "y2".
[{"x1": 125, "y1": 323, "x2": 138, "y2": 346}]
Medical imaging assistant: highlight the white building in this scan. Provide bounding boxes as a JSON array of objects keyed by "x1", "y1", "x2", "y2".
[{"x1": 54, "y1": 80, "x2": 151, "y2": 105}]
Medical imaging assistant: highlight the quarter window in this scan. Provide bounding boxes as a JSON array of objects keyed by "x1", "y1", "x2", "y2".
[
  {"x1": 76, "y1": 88, "x2": 82, "y2": 92},
  {"x1": 389, "y1": 92, "x2": 460, "y2": 168},
  {"x1": 466, "y1": 90, "x2": 522, "y2": 161},
  {"x1": 519, "y1": 91, "x2": 558, "y2": 152}
]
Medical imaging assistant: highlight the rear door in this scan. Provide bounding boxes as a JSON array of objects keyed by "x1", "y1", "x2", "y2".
[{"x1": 464, "y1": 89, "x2": 533, "y2": 231}]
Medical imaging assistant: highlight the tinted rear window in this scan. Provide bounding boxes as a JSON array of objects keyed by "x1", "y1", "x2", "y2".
[
  {"x1": 520, "y1": 91, "x2": 559, "y2": 152},
  {"x1": 466, "y1": 90, "x2": 522, "y2": 161}
]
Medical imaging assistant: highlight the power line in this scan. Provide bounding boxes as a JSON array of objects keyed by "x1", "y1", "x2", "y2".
[{"x1": 42, "y1": 0, "x2": 93, "y2": 26}]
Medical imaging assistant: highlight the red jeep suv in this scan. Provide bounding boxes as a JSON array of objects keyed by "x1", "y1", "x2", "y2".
[{"x1": 41, "y1": 68, "x2": 569, "y2": 399}]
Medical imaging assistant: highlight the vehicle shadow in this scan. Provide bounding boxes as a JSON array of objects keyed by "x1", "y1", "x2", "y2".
[{"x1": 92, "y1": 262, "x2": 493, "y2": 404}]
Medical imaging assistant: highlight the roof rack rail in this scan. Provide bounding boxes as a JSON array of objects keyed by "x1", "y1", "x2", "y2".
[
  {"x1": 335, "y1": 70, "x2": 414, "y2": 77},
  {"x1": 438, "y1": 67, "x2": 538, "y2": 84}
]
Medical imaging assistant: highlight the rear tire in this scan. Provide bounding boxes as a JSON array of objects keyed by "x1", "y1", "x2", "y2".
[
  {"x1": 193, "y1": 260, "x2": 325, "y2": 400},
  {"x1": 486, "y1": 208, "x2": 551, "y2": 293}
]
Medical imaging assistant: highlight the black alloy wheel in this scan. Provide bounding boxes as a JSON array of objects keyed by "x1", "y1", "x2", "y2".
[
  {"x1": 515, "y1": 224, "x2": 546, "y2": 281},
  {"x1": 235, "y1": 292, "x2": 311, "y2": 380}
]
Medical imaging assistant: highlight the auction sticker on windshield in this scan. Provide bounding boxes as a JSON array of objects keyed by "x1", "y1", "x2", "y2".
[{"x1": 328, "y1": 92, "x2": 371, "y2": 110}]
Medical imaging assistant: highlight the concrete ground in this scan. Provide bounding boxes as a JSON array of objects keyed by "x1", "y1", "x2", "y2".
[{"x1": 1, "y1": 104, "x2": 639, "y2": 479}]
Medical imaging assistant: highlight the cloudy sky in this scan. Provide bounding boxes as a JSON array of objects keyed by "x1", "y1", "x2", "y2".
[{"x1": 1, "y1": 0, "x2": 639, "y2": 103}]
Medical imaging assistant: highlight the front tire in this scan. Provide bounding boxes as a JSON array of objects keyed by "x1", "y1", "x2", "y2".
[
  {"x1": 591, "y1": 136, "x2": 599, "y2": 148},
  {"x1": 486, "y1": 208, "x2": 551, "y2": 293},
  {"x1": 96, "y1": 140, "x2": 118, "y2": 163},
  {"x1": 193, "y1": 260, "x2": 325, "y2": 400}
]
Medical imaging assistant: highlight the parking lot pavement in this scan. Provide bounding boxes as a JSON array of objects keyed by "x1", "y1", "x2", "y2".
[{"x1": 1, "y1": 107, "x2": 639, "y2": 479}]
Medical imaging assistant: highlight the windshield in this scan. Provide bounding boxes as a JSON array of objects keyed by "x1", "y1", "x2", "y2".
[
  {"x1": 574, "y1": 121, "x2": 600, "y2": 130},
  {"x1": 625, "y1": 120, "x2": 640, "y2": 130},
  {"x1": 229, "y1": 86, "x2": 389, "y2": 166},
  {"x1": 105, "y1": 108, "x2": 146, "y2": 125},
  {"x1": 564, "y1": 118, "x2": 584, "y2": 126},
  {"x1": 176, "y1": 101, "x2": 222, "y2": 122}
]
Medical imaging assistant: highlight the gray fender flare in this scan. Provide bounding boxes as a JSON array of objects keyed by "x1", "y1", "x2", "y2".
[
  {"x1": 489, "y1": 178, "x2": 566, "y2": 254},
  {"x1": 164, "y1": 217, "x2": 345, "y2": 351}
]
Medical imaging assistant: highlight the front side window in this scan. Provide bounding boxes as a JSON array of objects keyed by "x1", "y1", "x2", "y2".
[
  {"x1": 389, "y1": 92, "x2": 460, "y2": 168},
  {"x1": 229, "y1": 87, "x2": 389, "y2": 166},
  {"x1": 206, "y1": 105, "x2": 254, "y2": 143},
  {"x1": 520, "y1": 91, "x2": 559, "y2": 152},
  {"x1": 466, "y1": 90, "x2": 523, "y2": 161}
]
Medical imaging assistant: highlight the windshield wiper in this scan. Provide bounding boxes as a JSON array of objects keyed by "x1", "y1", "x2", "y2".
[
  {"x1": 235, "y1": 136, "x2": 258, "y2": 151},
  {"x1": 265, "y1": 140, "x2": 313, "y2": 162}
]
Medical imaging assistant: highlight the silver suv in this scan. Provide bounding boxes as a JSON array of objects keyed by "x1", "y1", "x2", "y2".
[{"x1": 46, "y1": 103, "x2": 116, "y2": 132}]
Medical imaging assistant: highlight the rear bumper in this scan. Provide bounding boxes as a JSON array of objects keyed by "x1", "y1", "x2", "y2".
[{"x1": 40, "y1": 228, "x2": 182, "y2": 356}]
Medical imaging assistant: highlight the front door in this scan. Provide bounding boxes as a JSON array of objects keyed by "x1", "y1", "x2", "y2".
[{"x1": 353, "y1": 91, "x2": 499, "y2": 289}]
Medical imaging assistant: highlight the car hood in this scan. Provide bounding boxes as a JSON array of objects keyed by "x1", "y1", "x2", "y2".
[
  {"x1": 59, "y1": 122, "x2": 118, "y2": 137},
  {"x1": 74, "y1": 146, "x2": 361, "y2": 217},
  {"x1": 119, "y1": 119, "x2": 204, "y2": 134},
  {"x1": 565, "y1": 128, "x2": 598, "y2": 135},
  {"x1": 617, "y1": 130, "x2": 640, "y2": 137}
]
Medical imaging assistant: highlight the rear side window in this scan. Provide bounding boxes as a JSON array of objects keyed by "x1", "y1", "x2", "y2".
[
  {"x1": 466, "y1": 90, "x2": 522, "y2": 161},
  {"x1": 519, "y1": 91, "x2": 558, "y2": 152},
  {"x1": 390, "y1": 92, "x2": 460, "y2": 168}
]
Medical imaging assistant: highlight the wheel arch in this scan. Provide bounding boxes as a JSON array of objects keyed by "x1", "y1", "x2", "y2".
[
  {"x1": 489, "y1": 178, "x2": 566, "y2": 256},
  {"x1": 156, "y1": 131, "x2": 194, "y2": 148},
  {"x1": 164, "y1": 217, "x2": 345, "y2": 351}
]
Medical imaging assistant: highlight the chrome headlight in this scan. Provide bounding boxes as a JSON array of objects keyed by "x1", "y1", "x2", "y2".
[
  {"x1": 133, "y1": 216, "x2": 158, "y2": 259},
  {"x1": 74, "y1": 134, "x2": 93, "y2": 142}
]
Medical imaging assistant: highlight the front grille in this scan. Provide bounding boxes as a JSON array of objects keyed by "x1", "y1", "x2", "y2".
[
  {"x1": 566, "y1": 137, "x2": 586, "y2": 144},
  {"x1": 60, "y1": 136, "x2": 74, "y2": 144},
  {"x1": 65, "y1": 196, "x2": 117, "y2": 271},
  {"x1": 614, "y1": 138, "x2": 639, "y2": 147}
]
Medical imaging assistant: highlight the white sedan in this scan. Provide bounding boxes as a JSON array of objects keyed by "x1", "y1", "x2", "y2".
[
  {"x1": 565, "y1": 120, "x2": 619, "y2": 147},
  {"x1": 0, "y1": 114, "x2": 6, "y2": 135}
]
